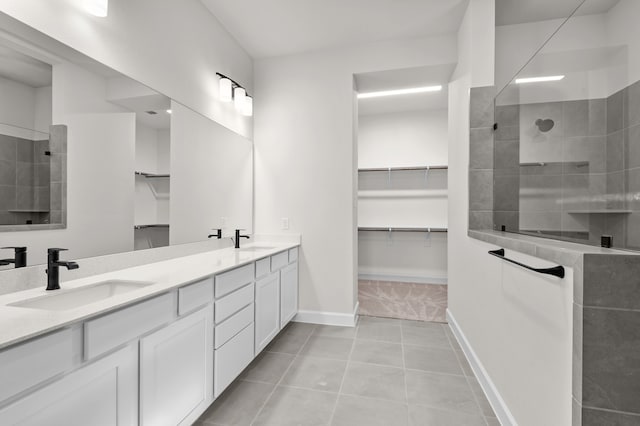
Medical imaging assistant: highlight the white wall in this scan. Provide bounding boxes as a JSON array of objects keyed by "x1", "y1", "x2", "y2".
[
  {"x1": 254, "y1": 35, "x2": 457, "y2": 317},
  {"x1": 358, "y1": 109, "x2": 448, "y2": 167},
  {"x1": 0, "y1": 76, "x2": 51, "y2": 139},
  {"x1": 0, "y1": 0, "x2": 253, "y2": 139},
  {"x1": 170, "y1": 101, "x2": 252, "y2": 245}
]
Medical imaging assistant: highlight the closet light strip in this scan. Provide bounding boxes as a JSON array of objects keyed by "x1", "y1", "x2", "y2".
[
  {"x1": 358, "y1": 165, "x2": 448, "y2": 172},
  {"x1": 357, "y1": 85, "x2": 442, "y2": 99}
]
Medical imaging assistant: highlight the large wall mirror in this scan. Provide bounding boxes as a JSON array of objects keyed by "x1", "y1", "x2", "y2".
[{"x1": 0, "y1": 12, "x2": 253, "y2": 269}]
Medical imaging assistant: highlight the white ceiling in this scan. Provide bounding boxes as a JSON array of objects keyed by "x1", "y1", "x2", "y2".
[
  {"x1": 496, "y1": 0, "x2": 620, "y2": 26},
  {"x1": 109, "y1": 93, "x2": 172, "y2": 130},
  {"x1": 200, "y1": 0, "x2": 469, "y2": 58},
  {"x1": 0, "y1": 45, "x2": 51, "y2": 88},
  {"x1": 356, "y1": 64, "x2": 454, "y2": 116}
]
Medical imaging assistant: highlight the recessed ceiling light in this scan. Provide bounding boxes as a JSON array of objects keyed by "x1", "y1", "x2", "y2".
[
  {"x1": 515, "y1": 75, "x2": 565, "y2": 84},
  {"x1": 166, "y1": 109, "x2": 172, "y2": 114},
  {"x1": 357, "y1": 85, "x2": 443, "y2": 99}
]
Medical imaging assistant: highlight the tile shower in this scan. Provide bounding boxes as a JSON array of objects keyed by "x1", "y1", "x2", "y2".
[
  {"x1": 0, "y1": 133, "x2": 51, "y2": 225},
  {"x1": 470, "y1": 78, "x2": 640, "y2": 251}
]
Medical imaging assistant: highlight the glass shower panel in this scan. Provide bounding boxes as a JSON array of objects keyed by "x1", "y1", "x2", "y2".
[{"x1": 494, "y1": 0, "x2": 639, "y2": 250}]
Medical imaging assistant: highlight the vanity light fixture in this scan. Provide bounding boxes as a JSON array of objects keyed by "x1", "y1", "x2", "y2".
[
  {"x1": 515, "y1": 75, "x2": 565, "y2": 84},
  {"x1": 357, "y1": 85, "x2": 443, "y2": 99},
  {"x1": 234, "y1": 87, "x2": 246, "y2": 111},
  {"x1": 85, "y1": 0, "x2": 108, "y2": 17},
  {"x1": 243, "y1": 96, "x2": 253, "y2": 117},
  {"x1": 216, "y1": 72, "x2": 253, "y2": 116}
]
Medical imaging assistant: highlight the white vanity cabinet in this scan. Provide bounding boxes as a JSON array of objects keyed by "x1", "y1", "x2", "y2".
[
  {"x1": 254, "y1": 271, "x2": 281, "y2": 354},
  {"x1": 0, "y1": 343, "x2": 138, "y2": 426},
  {"x1": 213, "y1": 266, "x2": 256, "y2": 397},
  {"x1": 139, "y1": 306, "x2": 213, "y2": 426},
  {"x1": 280, "y1": 261, "x2": 299, "y2": 328}
]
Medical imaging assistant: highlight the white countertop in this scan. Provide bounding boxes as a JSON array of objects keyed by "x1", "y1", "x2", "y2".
[{"x1": 0, "y1": 241, "x2": 299, "y2": 350}]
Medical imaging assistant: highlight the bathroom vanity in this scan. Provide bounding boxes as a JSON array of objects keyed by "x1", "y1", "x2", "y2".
[{"x1": 0, "y1": 241, "x2": 299, "y2": 425}]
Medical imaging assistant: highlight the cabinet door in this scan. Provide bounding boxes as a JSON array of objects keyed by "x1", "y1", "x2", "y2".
[
  {"x1": 140, "y1": 306, "x2": 213, "y2": 426},
  {"x1": 280, "y1": 262, "x2": 299, "y2": 328},
  {"x1": 255, "y1": 271, "x2": 280, "y2": 354},
  {"x1": 0, "y1": 344, "x2": 138, "y2": 426}
]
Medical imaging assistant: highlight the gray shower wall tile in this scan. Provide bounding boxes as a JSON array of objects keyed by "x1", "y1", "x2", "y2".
[
  {"x1": 494, "y1": 139, "x2": 520, "y2": 176},
  {"x1": 34, "y1": 163, "x2": 50, "y2": 187},
  {"x1": 608, "y1": 89, "x2": 625, "y2": 134},
  {"x1": 583, "y1": 254, "x2": 640, "y2": 310},
  {"x1": 606, "y1": 171, "x2": 625, "y2": 209},
  {"x1": 0, "y1": 159, "x2": 16, "y2": 186},
  {"x1": 470, "y1": 86, "x2": 495, "y2": 128},
  {"x1": 625, "y1": 79, "x2": 640, "y2": 129},
  {"x1": 494, "y1": 175, "x2": 519, "y2": 211},
  {"x1": 16, "y1": 139, "x2": 34, "y2": 163},
  {"x1": 607, "y1": 130, "x2": 625, "y2": 172},
  {"x1": 16, "y1": 162, "x2": 34, "y2": 187},
  {"x1": 564, "y1": 99, "x2": 607, "y2": 137},
  {"x1": 49, "y1": 125, "x2": 66, "y2": 154},
  {"x1": 0, "y1": 185, "x2": 16, "y2": 211},
  {"x1": 493, "y1": 210, "x2": 519, "y2": 231},
  {"x1": 582, "y1": 307, "x2": 640, "y2": 414},
  {"x1": 605, "y1": 215, "x2": 628, "y2": 249},
  {"x1": 563, "y1": 136, "x2": 607, "y2": 174},
  {"x1": 469, "y1": 170, "x2": 494, "y2": 210},
  {"x1": 625, "y1": 123, "x2": 640, "y2": 170},
  {"x1": 0, "y1": 135, "x2": 17, "y2": 161},
  {"x1": 16, "y1": 186, "x2": 34, "y2": 210},
  {"x1": 495, "y1": 104, "x2": 519, "y2": 127},
  {"x1": 469, "y1": 211, "x2": 493, "y2": 230},
  {"x1": 469, "y1": 128, "x2": 494, "y2": 170},
  {"x1": 494, "y1": 124, "x2": 519, "y2": 141},
  {"x1": 582, "y1": 407, "x2": 640, "y2": 426},
  {"x1": 626, "y1": 168, "x2": 640, "y2": 210}
]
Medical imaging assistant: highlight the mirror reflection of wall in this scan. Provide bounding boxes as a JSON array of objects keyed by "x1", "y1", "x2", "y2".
[
  {"x1": 0, "y1": 46, "x2": 54, "y2": 227},
  {"x1": 0, "y1": 21, "x2": 254, "y2": 269}
]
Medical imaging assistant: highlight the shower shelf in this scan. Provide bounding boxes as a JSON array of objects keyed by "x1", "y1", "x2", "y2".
[
  {"x1": 135, "y1": 171, "x2": 170, "y2": 178},
  {"x1": 134, "y1": 224, "x2": 169, "y2": 230},
  {"x1": 8, "y1": 210, "x2": 50, "y2": 213}
]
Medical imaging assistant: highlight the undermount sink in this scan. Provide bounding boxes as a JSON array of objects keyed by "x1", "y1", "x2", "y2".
[
  {"x1": 9, "y1": 280, "x2": 155, "y2": 311},
  {"x1": 238, "y1": 246, "x2": 277, "y2": 252}
]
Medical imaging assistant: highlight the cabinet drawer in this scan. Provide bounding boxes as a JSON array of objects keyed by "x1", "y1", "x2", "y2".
[
  {"x1": 215, "y1": 264, "x2": 254, "y2": 297},
  {"x1": 85, "y1": 293, "x2": 174, "y2": 360},
  {"x1": 215, "y1": 303, "x2": 254, "y2": 349},
  {"x1": 255, "y1": 258, "x2": 270, "y2": 278},
  {"x1": 215, "y1": 283, "x2": 254, "y2": 324},
  {"x1": 288, "y1": 248, "x2": 298, "y2": 263},
  {"x1": 178, "y1": 278, "x2": 214, "y2": 316},
  {"x1": 0, "y1": 329, "x2": 74, "y2": 403},
  {"x1": 271, "y1": 252, "x2": 288, "y2": 271},
  {"x1": 214, "y1": 323, "x2": 254, "y2": 396}
]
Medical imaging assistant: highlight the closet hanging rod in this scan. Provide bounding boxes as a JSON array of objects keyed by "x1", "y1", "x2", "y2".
[
  {"x1": 358, "y1": 165, "x2": 448, "y2": 172},
  {"x1": 358, "y1": 227, "x2": 448, "y2": 233}
]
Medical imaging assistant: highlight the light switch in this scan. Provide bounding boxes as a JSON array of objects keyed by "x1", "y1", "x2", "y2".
[{"x1": 282, "y1": 217, "x2": 289, "y2": 230}]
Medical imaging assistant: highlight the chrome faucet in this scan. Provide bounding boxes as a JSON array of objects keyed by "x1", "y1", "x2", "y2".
[
  {"x1": 0, "y1": 247, "x2": 27, "y2": 268},
  {"x1": 233, "y1": 229, "x2": 250, "y2": 249},
  {"x1": 46, "y1": 248, "x2": 79, "y2": 290},
  {"x1": 208, "y1": 229, "x2": 222, "y2": 239}
]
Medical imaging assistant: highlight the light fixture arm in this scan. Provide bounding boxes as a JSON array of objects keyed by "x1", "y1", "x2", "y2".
[{"x1": 216, "y1": 72, "x2": 251, "y2": 97}]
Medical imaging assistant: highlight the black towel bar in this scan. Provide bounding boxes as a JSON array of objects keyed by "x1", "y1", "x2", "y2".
[{"x1": 488, "y1": 248, "x2": 565, "y2": 278}]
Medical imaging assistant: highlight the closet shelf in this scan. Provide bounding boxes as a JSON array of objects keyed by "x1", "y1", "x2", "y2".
[
  {"x1": 358, "y1": 226, "x2": 448, "y2": 233},
  {"x1": 134, "y1": 224, "x2": 169, "y2": 230},
  {"x1": 358, "y1": 189, "x2": 448, "y2": 198},
  {"x1": 8, "y1": 209, "x2": 50, "y2": 213},
  {"x1": 135, "y1": 171, "x2": 170, "y2": 178},
  {"x1": 565, "y1": 209, "x2": 632, "y2": 214},
  {"x1": 359, "y1": 165, "x2": 448, "y2": 172}
]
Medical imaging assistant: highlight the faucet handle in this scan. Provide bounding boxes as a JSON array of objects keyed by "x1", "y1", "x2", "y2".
[
  {"x1": 48, "y1": 248, "x2": 68, "y2": 253},
  {"x1": 2, "y1": 247, "x2": 26, "y2": 252}
]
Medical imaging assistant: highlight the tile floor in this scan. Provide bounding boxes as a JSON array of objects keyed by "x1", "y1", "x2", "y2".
[
  {"x1": 358, "y1": 281, "x2": 448, "y2": 322},
  {"x1": 196, "y1": 316, "x2": 499, "y2": 426}
]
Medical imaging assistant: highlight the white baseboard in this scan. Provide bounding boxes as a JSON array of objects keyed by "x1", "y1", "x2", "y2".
[
  {"x1": 446, "y1": 309, "x2": 517, "y2": 426},
  {"x1": 358, "y1": 273, "x2": 448, "y2": 285},
  {"x1": 294, "y1": 302, "x2": 359, "y2": 327}
]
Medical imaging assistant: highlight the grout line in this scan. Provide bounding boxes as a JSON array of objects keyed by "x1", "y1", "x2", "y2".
[
  {"x1": 327, "y1": 318, "x2": 358, "y2": 425},
  {"x1": 400, "y1": 320, "x2": 409, "y2": 411},
  {"x1": 248, "y1": 327, "x2": 316, "y2": 426}
]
